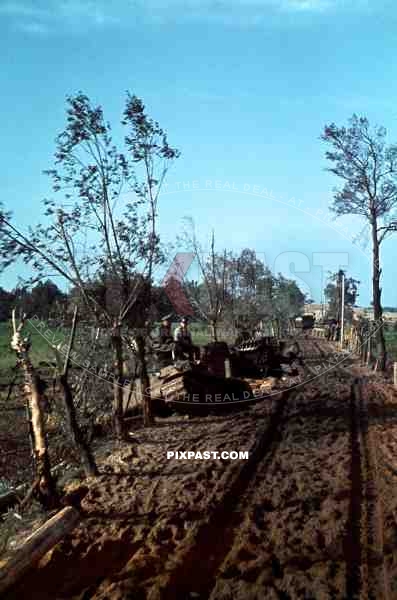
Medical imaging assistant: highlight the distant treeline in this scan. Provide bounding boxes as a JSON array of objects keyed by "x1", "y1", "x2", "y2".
[
  {"x1": 0, "y1": 252, "x2": 307, "y2": 330},
  {"x1": 0, "y1": 280, "x2": 67, "y2": 322},
  {"x1": 0, "y1": 279, "x2": 174, "y2": 324}
]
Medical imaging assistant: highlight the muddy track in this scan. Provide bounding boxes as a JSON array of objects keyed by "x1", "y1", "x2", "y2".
[
  {"x1": 296, "y1": 336, "x2": 328, "y2": 363},
  {"x1": 159, "y1": 343, "x2": 390, "y2": 600},
  {"x1": 348, "y1": 379, "x2": 391, "y2": 600},
  {"x1": 7, "y1": 339, "x2": 393, "y2": 600},
  {"x1": 158, "y1": 338, "x2": 347, "y2": 599},
  {"x1": 159, "y1": 387, "x2": 296, "y2": 599}
]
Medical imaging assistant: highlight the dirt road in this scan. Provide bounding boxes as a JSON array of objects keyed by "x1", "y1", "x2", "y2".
[{"x1": 5, "y1": 338, "x2": 397, "y2": 599}]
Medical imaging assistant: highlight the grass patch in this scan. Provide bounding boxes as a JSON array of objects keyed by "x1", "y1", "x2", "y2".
[
  {"x1": 177, "y1": 322, "x2": 236, "y2": 346},
  {"x1": 0, "y1": 320, "x2": 69, "y2": 387},
  {"x1": 0, "y1": 319, "x2": 239, "y2": 388},
  {"x1": 385, "y1": 328, "x2": 397, "y2": 361}
]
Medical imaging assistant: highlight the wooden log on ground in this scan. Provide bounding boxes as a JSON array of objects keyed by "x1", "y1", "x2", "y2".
[
  {"x1": 122, "y1": 381, "x2": 134, "y2": 413},
  {"x1": 149, "y1": 368, "x2": 188, "y2": 400},
  {"x1": 0, "y1": 506, "x2": 80, "y2": 595},
  {"x1": 161, "y1": 376, "x2": 186, "y2": 401},
  {"x1": 159, "y1": 365, "x2": 181, "y2": 380}
]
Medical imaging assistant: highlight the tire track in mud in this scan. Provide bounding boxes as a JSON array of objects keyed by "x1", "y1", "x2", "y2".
[
  {"x1": 160, "y1": 387, "x2": 296, "y2": 600},
  {"x1": 345, "y1": 379, "x2": 365, "y2": 599},
  {"x1": 14, "y1": 340, "x2": 391, "y2": 600},
  {"x1": 300, "y1": 348, "x2": 390, "y2": 599},
  {"x1": 347, "y1": 379, "x2": 390, "y2": 600},
  {"x1": 158, "y1": 337, "x2": 337, "y2": 599},
  {"x1": 160, "y1": 340, "x2": 383, "y2": 600}
]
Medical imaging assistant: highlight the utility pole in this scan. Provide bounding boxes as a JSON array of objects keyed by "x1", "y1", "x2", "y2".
[
  {"x1": 340, "y1": 272, "x2": 345, "y2": 350},
  {"x1": 336, "y1": 269, "x2": 343, "y2": 323}
]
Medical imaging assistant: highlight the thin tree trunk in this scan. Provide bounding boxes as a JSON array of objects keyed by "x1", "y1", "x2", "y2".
[
  {"x1": 25, "y1": 394, "x2": 35, "y2": 479},
  {"x1": 210, "y1": 320, "x2": 218, "y2": 342},
  {"x1": 58, "y1": 375, "x2": 98, "y2": 477},
  {"x1": 57, "y1": 306, "x2": 98, "y2": 476},
  {"x1": 366, "y1": 334, "x2": 371, "y2": 366},
  {"x1": 336, "y1": 270, "x2": 342, "y2": 324},
  {"x1": 11, "y1": 311, "x2": 58, "y2": 509},
  {"x1": 136, "y1": 334, "x2": 153, "y2": 427},
  {"x1": 371, "y1": 220, "x2": 387, "y2": 370},
  {"x1": 111, "y1": 323, "x2": 125, "y2": 438},
  {"x1": 22, "y1": 364, "x2": 59, "y2": 510}
]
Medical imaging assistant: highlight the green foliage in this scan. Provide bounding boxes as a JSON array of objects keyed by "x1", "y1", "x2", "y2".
[
  {"x1": 322, "y1": 115, "x2": 397, "y2": 226},
  {"x1": 273, "y1": 274, "x2": 306, "y2": 320},
  {"x1": 0, "y1": 288, "x2": 15, "y2": 322},
  {"x1": 324, "y1": 270, "x2": 359, "y2": 322},
  {"x1": 384, "y1": 329, "x2": 397, "y2": 361},
  {"x1": 0, "y1": 92, "x2": 179, "y2": 327},
  {"x1": 182, "y1": 246, "x2": 305, "y2": 335},
  {"x1": 0, "y1": 320, "x2": 69, "y2": 386}
]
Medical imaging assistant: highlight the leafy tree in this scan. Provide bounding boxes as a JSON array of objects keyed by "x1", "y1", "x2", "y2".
[
  {"x1": 231, "y1": 251, "x2": 274, "y2": 331},
  {"x1": 13, "y1": 279, "x2": 67, "y2": 320},
  {"x1": 179, "y1": 238, "x2": 306, "y2": 340},
  {"x1": 185, "y1": 224, "x2": 229, "y2": 341},
  {"x1": 151, "y1": 285, "x2": 174, "y2": 320},
  {"x1": 0, "y1": 92, "x2": 179, "y2": 434},
  {"x1": 0, "y1": 287, "x2": 15, "y2": 321},
  {"x1": 30, "y1": 280, "x2": 66, "y2": 318},
  {"x1": 322, "y1": 115, "x2": 397, "y2": 370},
  {"x1": 273, "y1": 274, "x2": 306, "y2": 326},
  {"x1": 324, "y1": 270, "x2": 360, "y2": 323}
]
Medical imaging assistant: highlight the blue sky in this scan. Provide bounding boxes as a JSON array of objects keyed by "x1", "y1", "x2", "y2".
[{"x1": 1, "y1": 0, "x2": 397, "y2": 306}]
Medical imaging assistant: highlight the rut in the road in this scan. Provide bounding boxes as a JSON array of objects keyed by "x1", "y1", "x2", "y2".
[
  {"x1": 161, "y1": 388, "x2": 294, "y2": 599},
  {"x1": 344, "y1": 379, "x2": 364, "y2": 599},
  {"x1": 346, "y1": 379, "x2": 391, "y2": 600},
  {"x1": 161, "y1": 362, "x2": 390, "y2": 600}
]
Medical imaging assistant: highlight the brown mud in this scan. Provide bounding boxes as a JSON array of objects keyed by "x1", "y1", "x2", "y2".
[{"x1": 3, "y1": 339, "x2": 397, "y2": 599}]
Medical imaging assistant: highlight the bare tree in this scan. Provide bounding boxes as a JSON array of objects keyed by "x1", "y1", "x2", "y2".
[
  {"x1": 321, "y1": 115, "x2": 397, "y2": 370},
  {"x1": 183, "y1": 221, "x2": 229, "y2": 342}
]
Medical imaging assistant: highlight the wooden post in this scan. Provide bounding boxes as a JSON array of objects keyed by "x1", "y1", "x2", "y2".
[
  {"x1": 111, "y1": 322, "x2": 125, "y2": 438},
  {"x1": 0, "y1": 507, "x2": 80, "y2": 595},
  {"x1": 340, "y1": 272, "x2": 345, "y2": 350},
  {"x1": 122, "y1": 381, "x2": 134, "y2": 413},
  {"x1": 394, "y1": 363, "x2": 397, "y2": 389},
  {"x1": 135, "y1": 334, "x2": 153, "y2": 428},
  {"x1": 366, "y1": 334, "x2": 371, "y2": 366},
  {"x1": 135, "y1": 378, "x2": 143, "y2": 407},
  {"x1": 224, "y1": 358, "x2": 231, "y2": 379}
]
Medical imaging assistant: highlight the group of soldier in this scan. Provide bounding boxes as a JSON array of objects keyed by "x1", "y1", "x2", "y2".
[
  {"x1": 325, "y1": 319, "x2": 341, "y2": 342},
  {"x1": 155, "y1": 315, "x2": 200, "y2": 363}
]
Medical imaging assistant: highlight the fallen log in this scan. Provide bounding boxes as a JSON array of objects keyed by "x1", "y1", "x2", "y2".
[
  {"x1": 0, "y1": 506, "x2": 80, "y2": 595},
  {"x1": 161, "y1": 376, "x2": 186, "y2": 400}
]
